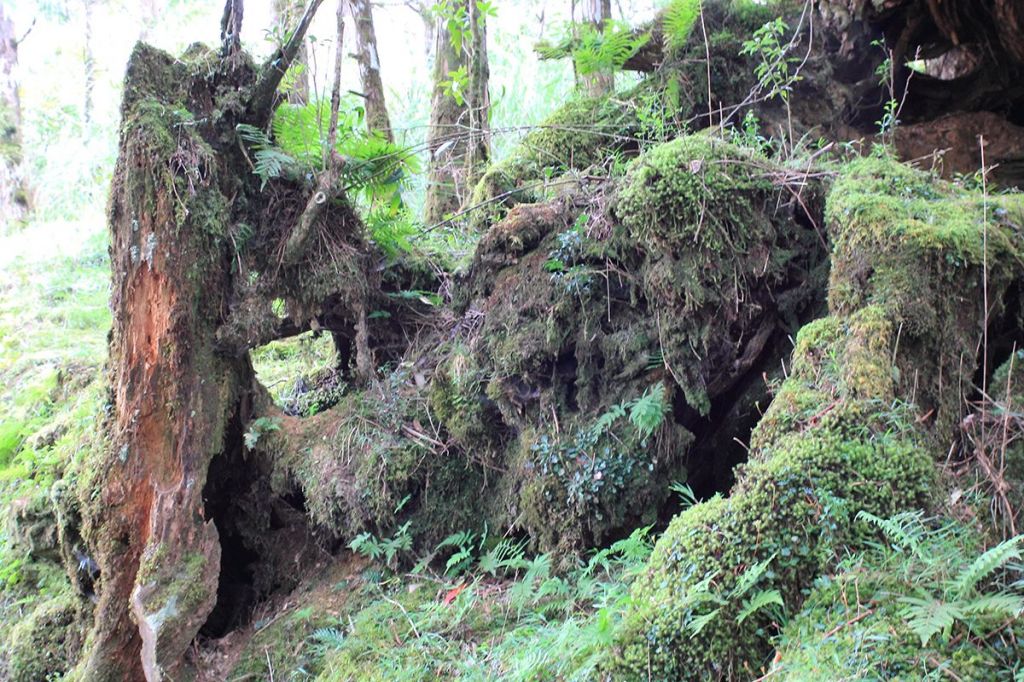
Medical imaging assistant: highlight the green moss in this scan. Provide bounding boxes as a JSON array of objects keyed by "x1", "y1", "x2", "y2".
[
  {"x1": 611, "y1": 309, "x2": 936, "y2": 678},
  {"x1": 467, "y1": 94, "x2": 642, "y2": 232},
  {"x1": 612, "y1": 134, "x2": 824, "y2": 416},
  {"x1": 609, "y1": 154, "x2": 1022, "y2": 678},
  {"x1": 274, "y1": 365, "x2": 487, "y2": 550},
  {"x1": 826, "y1": 151, "x2": 1024, "y2": 434},
  {"x1": 5, "y1": 590, "x2": 85, "y2": 682}
]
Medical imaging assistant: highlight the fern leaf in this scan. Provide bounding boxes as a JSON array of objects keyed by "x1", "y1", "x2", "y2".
[
  {"x1": 730, "y1": 554, "x2": 776, "y2": 600},
  {"x1": 687, "y1": 608, "x2": 720, "y2": 638},
  {"x1": 629, "y1": 382, "x2": 668, "y2": 440},
  {"x1": 737, "y1": 588, "x2": 783, "y2": 624},
  {"x1": 901, "y1": 596, "x2": 963, "y2": 646},
  {"x1": 958, "y1": 592, "x2": 1024, "y2": 618},
  {"x1": 310, "y1": 627, "x2": 346, "y2": 649},
  {"x1": 949, "y1": 535, "x2": 1023, "y2": 598},
  {"x1": 856, "y1": 510, "x2": 926, "y2": 556},
  {"x1": 663, "y1": 0, "x2": 701, "y2": 53}
]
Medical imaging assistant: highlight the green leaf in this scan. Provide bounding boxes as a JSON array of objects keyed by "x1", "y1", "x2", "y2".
[{"x1": 737, "y1": 589, "x2": 783, "y2": 624}]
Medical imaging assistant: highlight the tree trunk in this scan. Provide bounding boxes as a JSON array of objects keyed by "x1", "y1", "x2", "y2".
[
  {"x1": 423, "y1": 0, "x2": 490, "y2": 226},
  {"x1": 465, "y1": 0, "x2": 489, "y2": 188},
  {"x1": 83, "y1": 0, "x2": 94, "y2": 124},
  {"x1": 75, "y1": 3, "x2": 373, "y2": 677},
  {"x1": 0, "y1": 0, "x2": 28, "y2": 225},
  {"x1": 273, "y1": 0, "x2": 310, "y2": 103},
  {"x1": 348, "y1": 0, "x2": 392, "y2": 141},
  {"x1": 582, "y1": 0, "x2": 613, "y2": 95},
  {"x1": 77, "y1": 45, "x2": 247, "y2": 682}
]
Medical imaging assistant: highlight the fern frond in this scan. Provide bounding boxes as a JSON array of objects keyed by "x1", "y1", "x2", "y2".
[
  {"x1": 573, "y1": 21, "x2": 650, "y2": 76},
  {"x1": 901, "y1": 596, "x2": 963, "y2": 646},
  {"x1": 663, "y1": 0, "x2": 701, "y2": 53},
  {"x1": 591, "y1": 402, "x2": 628, "y2": 436},
  {"x1": 949, "y1": 535, "x2": 1023, "y2": 598},
  {"x1": 629, "y1": 382, "x2": 668, "y2": 440},
  {"x1": 856, "y1": 509, "x2": 927, "y2": 556},
  {"x1": 687, "y1": 608, "x2": 720, "y2": 637},
  {"x1": 958, "y1": 592, "x2": 1024, "y2": 618},
  {"x1": 310, "y1": 627, "x2": 346, "y2": 649},
  {"x1": 737, "y1": 588, "x2": 783, "y2": 624},
  {"x1": 436, "y1": 530, "x2": 475, "y2": 550},
  {"x1": 730, "y1": 553, "x2": 775, "y2": 600}
]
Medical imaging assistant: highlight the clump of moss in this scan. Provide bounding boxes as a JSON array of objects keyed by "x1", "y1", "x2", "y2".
[
  {"x1": 608, "y1": 153, "x2": 1024, "y2": 678},
  {"x1": 613, "y1": 135, "x2": 823, "y2": 415},
  {"x1": 5, "y1": 590, "x2": 85, "y2": 682},
  {"x1": 467, "y1": 94, "x2": 643, "y2": 233},
  {"x1": 826, "y1": 151, "x2": 1024, "y2": 435},
  {"x1": 272, "y1": 364, "x2": 488, "y2": 550},
  {"x1": 611, "y1": 307, "x2": 937, "y2": 678}
]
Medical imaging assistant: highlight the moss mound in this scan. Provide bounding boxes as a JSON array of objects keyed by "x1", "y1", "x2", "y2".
[
  {"x1": 5, "y1": 591, "x2": 86, "y2": 682},
  {"x1": 609, "y1": 153, "x2": 1024, "y2": 678}
]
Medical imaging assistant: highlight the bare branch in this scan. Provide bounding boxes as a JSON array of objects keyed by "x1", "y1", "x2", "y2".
[
  {"x1": 249, "y1": 0, "x2": 326, "y2": 124},
  {"x1": 220, "y1": 0, "x2": 244, "y2": 57}
]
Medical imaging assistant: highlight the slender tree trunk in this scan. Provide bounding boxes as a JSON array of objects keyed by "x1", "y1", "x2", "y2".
[
  {"x1": 424, "y1": 0, "x2": 489, "y2": 225},
  {"x1": 273, "y1": 0, "x2": 310, "y2": 103},
  {"x1": 423, "y1": 2, "x2": 468, "y2": 225},
  {"x1": 348, "y1": 0, "x2": 393, "y2": 141},
  {"x1": 465, "y1": 0, "x2": 489, "y2": 187},
  {"x1": 83, "y1": 0, "x2": 95, "y2": 125},
  {"x1": 582, "y1": 0, "x2": 613, "y2": 95},
  {"x1": 138, "y1": 0, "x2": 162, "y2": 41},
  {"x1": 0, "y1": 0, "x2": 28, "y2": 225}
]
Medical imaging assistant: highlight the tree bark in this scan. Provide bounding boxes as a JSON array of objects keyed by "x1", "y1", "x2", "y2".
[
  {"x1": 581, "y1": 0, "x2": 613, "y2": 95},
  {"x1": 423, "y1": 2, "x2": 468, "y2": 225},
  {"x1": 423, "y1": 0, "x2": 489, "y2": 226},
  {"x1": 465, "y1": 0, "x2": 489, "y2": 188},
  {"x1": 75, "y1": 5, "x2": 370, "y2": 678},
  {"x1": 348, "y1": 0, "x2": 393, "y2": 141},
  {"x1": 83, "y1": 0, "x2": 95, "y2": 125},
  {"x1": 220, "y1": 0, "x2": 244, "y2": 57},
  {"x1": 0, "y1": 0, "x2": 28, "y2": 225}
]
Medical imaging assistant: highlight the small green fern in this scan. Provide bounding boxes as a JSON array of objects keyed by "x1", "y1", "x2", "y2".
[
  {"x1": 737, "y1": 588, "x2": 783, "y2": 624},
  {"x1": 948, "y1": 535, "x2": 1023, "y2": 597},
  {"x1": 236, "y1": 123, "x2": 295, "y2": 189},
  {"x1": 856, "y1": 509, "x2": 926, "y2": 557},
  {"x1": 663, "y1": 0, "x2": 701, "y2": 53},
  {"x1": 629, "y1": 382, "x2": 668, "y2": 441},
  {"x1": 572, "y1": 21, "x2": 650, "y2": 77}
]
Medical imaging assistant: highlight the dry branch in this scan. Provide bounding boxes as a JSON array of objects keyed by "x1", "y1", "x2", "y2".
[{"x1": 249, "y1": 0, "x2": 326, "y2": 124}]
